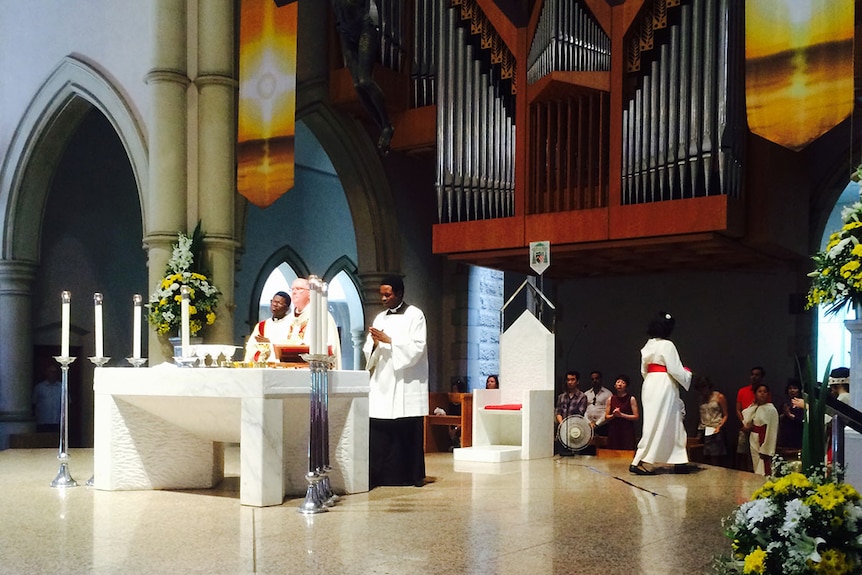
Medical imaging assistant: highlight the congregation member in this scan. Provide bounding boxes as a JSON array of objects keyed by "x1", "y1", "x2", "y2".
[
  {"x1": 630, "y1": 312, "x2": 692, "y2": 475},
  {"x1": 694, "y1": 375, "x2": 729, "y2": 467},
  {"x1": 734, "y1": 366, "x2": 769, "y2": 471},
  {"x1": 777, "y1": 379, "x2": 804, "y2": 452},
  {"x1": 285, "y1": 278, "x2": 343, "y2": 369},
  {"x1": 364, "y1": 276, "x2": 429, "y2": 487},
  {"x1": 243, "y1": 291, "x2": 291, "y2": 362},
  {"x1": 605, "y1": 374, "x2": 638, "y2": 450},
  {"x1": 32, "y1": 364, "x2": 63, "y2": 433},
  {"x1": 584, "y1": 370, "x2": 613, "y2": 435},
  {"x1": 555, "y1": 371, "x2": 586, "y2": 455},
  {"x1": 485, "y1": 374, "x2": 499, "y2": 389},
  {"x1": 741, "y1": 382, "x2": 779, "y2": 476}
]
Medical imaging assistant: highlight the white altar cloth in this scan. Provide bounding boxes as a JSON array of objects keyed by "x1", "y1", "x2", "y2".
[{"x1": 93, "y1": 366, "x2": 369, "y2": 506}]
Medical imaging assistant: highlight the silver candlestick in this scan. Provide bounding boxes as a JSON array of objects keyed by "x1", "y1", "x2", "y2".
[
  {"x1": 126, "y1": 357, "x2": 148, "y2": 368},
  {"x1": 51, "y1": 355, "x2": 78, "y2": 488}
]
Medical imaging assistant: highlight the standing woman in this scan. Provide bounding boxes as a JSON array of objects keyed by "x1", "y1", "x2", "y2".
[
  {"x1": 694, "y1": 375, "x2": 729, "y2": 467},
  {"x1": 630, "y1": 312, "x2": 692, "y2": 475},
  {"x1": 605, "y1": 374, "x2": 639, "y2": 450},
  {"x1": 742, "y1": 382, "x2": 779, "y2": 476}
]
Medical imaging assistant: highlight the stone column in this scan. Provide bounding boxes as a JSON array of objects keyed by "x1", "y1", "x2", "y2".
[
  {"x1": 143, "y1": 0, "x2": 190, "y2": 363},
  {"x1": 196, "y1": 0, "x2": 237, "y2": 346},
  {"x1": 0, "y1": 261, "x2": 38, "y2": 448},
  {"x1": 842, "y1": 318, "x2": 862, "y2": 488}
]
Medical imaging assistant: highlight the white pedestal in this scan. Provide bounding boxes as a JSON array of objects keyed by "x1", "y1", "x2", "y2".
[{"x1": 93, "y1": 366, "x2": 369, "y2": 506}]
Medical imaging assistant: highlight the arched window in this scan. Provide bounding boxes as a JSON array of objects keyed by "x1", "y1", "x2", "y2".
[
  {"x1": 815, "y1": 180, "x2": 860, "y2": 376},
  {"x1": 255, "y1": 259, "x2": 364, "y2": 369}
]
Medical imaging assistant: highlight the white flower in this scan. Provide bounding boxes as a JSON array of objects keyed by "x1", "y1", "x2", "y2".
[
  {"x1": 779, "y1": 499, "x2": 811, "y2": 536},
  {"x1": 742, "y1": 498, "x2": 776, "y2": 532}
]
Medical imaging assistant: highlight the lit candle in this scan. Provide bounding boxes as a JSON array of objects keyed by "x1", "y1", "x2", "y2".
[
  {"x1": 61, "y1": 291, "x2": 71, "y2": 358},
  {"x1": 94, "y1": 293, "x2": 104, "y2": 358},
  {"x1": 181, "y1": 286, "x2": 191, "y2": 356},
  {"x1": 132, "y1": 294, "x2": 142, "y2": 359}
]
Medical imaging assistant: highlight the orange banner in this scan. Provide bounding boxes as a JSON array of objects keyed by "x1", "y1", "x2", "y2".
[
  {"x1": 745, "y1": 0, "x2": 853, "y2": 151},
  {"x1": 237, "y1": 0, "x2": 297, "y2": 208}
]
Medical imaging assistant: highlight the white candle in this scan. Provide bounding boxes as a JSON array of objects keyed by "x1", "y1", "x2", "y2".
[
  {"x1": 133, "y1": 294, "x2": 142, "y2": 359},
  {"x1": 61, "y1": 291, "x2": 71, "y2": 358},
  {"x1": 307, "y1": 276, "x2": 319, "y2": 354},
  {"x1": 320, "y1": 282, "x2": 329, "y2": 356},
  {"x1": 94, "y1": 293, "x2": 104, "y2": 358},
  {"x1": 181, "y1": 286, "x2": 191, "y2": 356}
]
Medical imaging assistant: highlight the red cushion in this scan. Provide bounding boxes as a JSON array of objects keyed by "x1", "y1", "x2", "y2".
[{"x1": 484, "y1": 404, "x2": 523, "y2": 411}]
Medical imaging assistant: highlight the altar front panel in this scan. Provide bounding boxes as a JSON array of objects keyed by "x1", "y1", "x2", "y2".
[{"x1": 93, "y1": 366, "x2": 369, "y2": 506}]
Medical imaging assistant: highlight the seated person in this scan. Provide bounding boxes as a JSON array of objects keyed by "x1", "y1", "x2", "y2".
[
  {"x1": 243, "y1": 291, "x2": 291, "y2": 362},
  {"x1": 485, "y1": 374, "x2": 499, "y2": 389},
  {"x1": 555, "y1": 371, "x2": 587, "y2": 454}
]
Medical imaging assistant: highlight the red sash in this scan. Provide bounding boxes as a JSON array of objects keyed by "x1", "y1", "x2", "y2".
[
  {"x1": 647, "y1": 364, "x2": 667, "y2": 373},
  {"x1": 752, "y1": 424, "x2": 767, "y2": 446}
]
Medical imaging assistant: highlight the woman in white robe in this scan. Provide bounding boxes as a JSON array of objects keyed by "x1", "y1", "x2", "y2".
[
  {"x1": 742, "y1": 383, "x2": 779, "y2": 475},
  {"x1": 630, "y1": 312, "x2": 692, "y2": 475}
]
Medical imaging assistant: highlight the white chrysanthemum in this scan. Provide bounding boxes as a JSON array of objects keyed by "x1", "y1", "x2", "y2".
[
  {"x1": 779, "y1": 499, "x2": 812, "y2": 536},
  {"x1": 845, "y1": 501, "x2": 862, "y2": 531},
  {"x1": 743, "y1": 498, "x2": 776, "y2": 532}
]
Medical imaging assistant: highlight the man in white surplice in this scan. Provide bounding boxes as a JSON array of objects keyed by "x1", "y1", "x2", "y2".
[{"x1": 363, "y1": 275, "x2": 429, "y2": 487}]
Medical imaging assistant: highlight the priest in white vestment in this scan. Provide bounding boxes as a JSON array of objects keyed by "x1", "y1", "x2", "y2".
[
  {"x1": 285, "y1": 278, "x2": 343, "y2": 369},
  {"x1": 363, "y1": 275, "x2": 429, "y2": 487}
]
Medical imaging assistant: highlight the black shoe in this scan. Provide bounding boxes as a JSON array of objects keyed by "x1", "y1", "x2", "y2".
[
  {"x1": 629, "y1": 464, "x2": 654, "y2": 476},
  {"x1": 673, "y1": 464, "x2": 694, "y2": 474}
]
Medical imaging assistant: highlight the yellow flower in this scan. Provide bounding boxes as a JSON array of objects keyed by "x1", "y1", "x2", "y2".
[
  {"x1": 810, "y1": 548, "x2": 854, "y2": 575},
  {"x1": 206, "y1": 312, "x2": 216, "y2": 325},
  {"x1": 843, "y1": 221, "x2": 862, "y2": 231},
  {"x1": 189, "y1": 305, "x2": 197, "y2": 315},
  {"x1": 743, "y1": 547, "x2": 767, "y2": 574}
]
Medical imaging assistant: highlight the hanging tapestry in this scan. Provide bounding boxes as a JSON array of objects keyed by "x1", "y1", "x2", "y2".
[
  {"x1": 237, "y1": 0, "x2": 297, "y2": 208},
  {"x1": 745, "y1": 0, "x2": 853, "y2": 151}
]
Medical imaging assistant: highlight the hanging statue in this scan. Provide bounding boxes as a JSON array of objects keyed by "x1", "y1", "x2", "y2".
[{"x1": 331, "y1": 0, "x2": 395, "y2": 154}]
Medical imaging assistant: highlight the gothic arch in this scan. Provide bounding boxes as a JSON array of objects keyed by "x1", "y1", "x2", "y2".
[
  {"x1": 296, "y1": 103, "x2": 402, "y2": 285},
  {"x1": 0, "y1": 54, "x2": 148, "y2": 262}
]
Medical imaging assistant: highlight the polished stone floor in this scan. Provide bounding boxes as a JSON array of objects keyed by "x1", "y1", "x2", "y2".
[{"x1": 0, "y1": 447, "x2": 765, "y2": 575}]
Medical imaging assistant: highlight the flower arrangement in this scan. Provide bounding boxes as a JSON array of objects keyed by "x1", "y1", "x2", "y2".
[
  {"x1": 713, "y1": 458, "x2": 862, "y2": 575},
  {"x1": 806, "y1": 186, "x2": 862, "y2": 315},
  {"x1": 148, "y1": 224, "x2": 219, "y2": 336}
]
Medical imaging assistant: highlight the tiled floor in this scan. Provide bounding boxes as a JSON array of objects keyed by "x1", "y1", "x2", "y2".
[{"x1": 0, "y1": 447, "x2": 765, "y2": 575}]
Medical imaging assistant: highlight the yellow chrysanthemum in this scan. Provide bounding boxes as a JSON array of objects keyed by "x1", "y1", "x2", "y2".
[
  {"x1": 843, "y1": 221, "x2": 862, "y2": 231},
  {"x1": 810, "y1": 548, "x2": 854, "y2": 575},
  {"x1": 743, "y1": 547, "x2": 767, "y2": 574},
  {"x1": 206, "y1": 312, "x2": 216, "y2": 325}
]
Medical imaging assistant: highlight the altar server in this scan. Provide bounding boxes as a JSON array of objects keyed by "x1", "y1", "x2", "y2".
[
  {"x1": 243, "y1": 291, "x2": 291, "y2": 362},
  {"x1": 364, "y1": 275, "x2": 429, "y2": 487}
]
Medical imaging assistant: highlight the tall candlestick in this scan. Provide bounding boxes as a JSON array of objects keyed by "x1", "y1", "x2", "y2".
[
  {"x1": 180, "y1": 286, "x2": 191, "y2": 356},
  {"x1": 132, "y1": 294, "x2": 142, "y2": 359},
  {"x1": 94, "y1": 293, "x2": 104, "y2": 358},
  {"x1": 61, "y1": 291, "x2": 71, "y2": 358}
]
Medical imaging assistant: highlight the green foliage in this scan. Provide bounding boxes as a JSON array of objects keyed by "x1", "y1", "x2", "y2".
[{"x1": 798, "y1": 357, "x2": 831, "y2": 475}]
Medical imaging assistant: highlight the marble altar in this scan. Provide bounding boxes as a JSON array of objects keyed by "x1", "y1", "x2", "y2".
[{"x1": 93, "y1": 365, "x2": 369, "y2": 506}]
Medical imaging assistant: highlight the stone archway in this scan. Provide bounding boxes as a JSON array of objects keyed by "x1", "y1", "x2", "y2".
[{"x1": 0, "y1": 55, "x2": 148, "y2": 448}]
